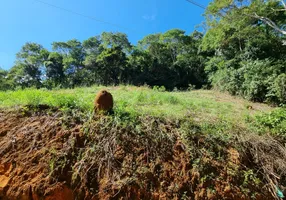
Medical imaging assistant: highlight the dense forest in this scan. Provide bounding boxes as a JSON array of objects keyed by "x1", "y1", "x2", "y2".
[{"x1": 0, "y1": 0, "x2": 285, "y2": 104}]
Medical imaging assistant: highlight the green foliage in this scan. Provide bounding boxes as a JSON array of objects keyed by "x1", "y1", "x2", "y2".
[
  {"x1": 14, "y1": 42, "x2": 48, "y2": 88},
  {"x1": 52, "y1": 39, "x2": 86, "y2": 87},
  {"x1": 44, "y1": 52, "x2": 65, "y2": 87},
  {"x1": 0, "y1": 68, "x2": 11, "y2": 91},
  {"x1": 241, "y1": 59, "x2": 275, "y2": 102},
  {"x1": 96, "y1": 46, "x2": 127, "y2": 85},
  {"x1": 203, "y1": 0, "x2": 286, "y2": 104},
  {"x1": 255, "y1": 108, "x2": 286, "y2": 137},
  {"x1": 1, "y1": 30, "x2": 207, "y2": 91},
  {"x1": 268, "y1": 73, "x2": 286, "y2": 104},
  {"x1": 206, "y1": 58, "x2": 243, "y2": 95},
  {"x1": 132, "y1": 29, "x2": 207, "y2": 89},
  {"x1": 152, "y1": 85, "x2": 166, "y2": 92},
  {"x1": 101, "y1": 32, "x2": 132, "y2": 52}
]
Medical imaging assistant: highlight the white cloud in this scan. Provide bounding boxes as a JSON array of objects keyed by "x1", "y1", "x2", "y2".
[{"x1": 142, "y1": 14, "x2": 156, "y2": 21}]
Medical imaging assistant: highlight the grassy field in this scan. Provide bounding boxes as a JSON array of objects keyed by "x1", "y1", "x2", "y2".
[
  {"x1": 0, "y1": 85, "x2": 273, "y2": 126},
  {"x1": 1, "y1": 85, "x2": 283, "y2": 138}
]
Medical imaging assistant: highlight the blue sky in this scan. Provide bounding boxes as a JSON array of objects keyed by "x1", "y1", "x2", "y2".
[{"x1": 0, "y1": 0, "x2": 211, "y2": 70}]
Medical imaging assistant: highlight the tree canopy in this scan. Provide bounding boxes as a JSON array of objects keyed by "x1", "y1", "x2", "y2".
[{"x1": 202, "y1": 0, "x2": 286, "y2": 104}]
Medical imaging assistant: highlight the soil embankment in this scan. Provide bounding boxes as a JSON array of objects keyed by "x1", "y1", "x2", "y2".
[{"x1": 0, "y1": 106, "x2": 281, "y2": 199}]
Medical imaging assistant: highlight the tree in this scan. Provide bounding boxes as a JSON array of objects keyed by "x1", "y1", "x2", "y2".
[
  {"x1": 52, "y1": 39, "x2": 85, "y2": 87},
  {"x1": 138, "y1": 35, "x2": 175, "y2": 88},
  {"x1": 44, "y1": 52, "x2": 65, "y2": 87},
  {"x1": 206, "y1": 0, "x2": 286, "y2": 36},
  {"x1": 127, "y1": 47, "x2": 153, "y2": 85},
  {"x1": 202, "y1": 0, "x2": 286, "y2": 104},
  {"x1": 81, "y1": 36, "x2": 104, "y2": 85},
  {"x1": 136, "y1": 29, "x2": 207, "y2": 89},
  {"x1": 101, "y1": 32, "x2": 132, "y2": 52},
  {"x1": 96, "y1": 46, "x2": 127, "y2": 85},
  {"x1": 174, "y1": 31, "x2": 207, "y2": 88},
  {"x1": 6, "y1": 64, "x2": 26, "y2": 89},
  {"x1": 0, "y1": 68, "x2": 11, "y2": 90},
  {"x1": 160, "y1": 29, "x2": 189, "y2": 64},
  {"x1": 83, "y1": 36, "x2": 103, "y2": 59},
  {"x1": 16, "y1": 42, "x2": 48, "y2": 88},
  {"x1": 138, "y1": 33, "x2": 161, "y2": 50},
  {"x1": 204, "y1": 0, "x2": 286, "y2": 60}
]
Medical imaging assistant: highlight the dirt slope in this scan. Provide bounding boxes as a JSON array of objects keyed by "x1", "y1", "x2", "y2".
[{"x1": 0, "y1": 106, "x2": 280, "y2": 200}]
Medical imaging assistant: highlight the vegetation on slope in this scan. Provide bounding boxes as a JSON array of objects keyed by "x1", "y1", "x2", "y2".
[
  {"x1": 0, "y1": 86, "x2": 274, "y2": 125},
  {"x1": 0, "y1": 86, "x2": 285, "y2": 199}
]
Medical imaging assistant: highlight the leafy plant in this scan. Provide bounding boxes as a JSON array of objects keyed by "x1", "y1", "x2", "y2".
[{"x1": 255, "y1": 108, "x2": 286, "y2": 137}]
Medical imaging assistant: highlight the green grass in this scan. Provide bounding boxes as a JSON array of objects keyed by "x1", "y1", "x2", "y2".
[{"x1": 0, "y1": 85, "x2": 274, "y2": 128}]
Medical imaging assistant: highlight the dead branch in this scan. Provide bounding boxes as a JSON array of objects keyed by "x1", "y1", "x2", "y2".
[{"x1": 246, "y1": 13, "x2": 286, "y2": 35}]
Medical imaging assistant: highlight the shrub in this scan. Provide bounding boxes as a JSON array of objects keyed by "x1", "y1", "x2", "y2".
[
  {"x1": 268, "y1": 74, "x2": 286, "y2": 104},
  {"x1": 255, "y1": 108, "x2": 286, "y2": 137}
]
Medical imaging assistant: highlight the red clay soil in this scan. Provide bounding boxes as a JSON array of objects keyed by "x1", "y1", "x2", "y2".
[{"x1": 0, "y1": 108, "x2": 275, "y2": 200}]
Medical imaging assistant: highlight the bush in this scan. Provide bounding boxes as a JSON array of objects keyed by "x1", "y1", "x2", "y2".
[
  {"x1": 241, "y1": 60, "x2": 274, "y2": 102},
  {"x1": 268, "y1": 74, "x2": 286, "y2": 104},
  {"x1": 207, "y1": 58, "x2": 285, "y2": 104},
  {"x1": 255, "y1": 108, "x2": 286, "y2": 137},
  {"x1": 152, "y1": 85, "x2": 166, "y2": 92}
]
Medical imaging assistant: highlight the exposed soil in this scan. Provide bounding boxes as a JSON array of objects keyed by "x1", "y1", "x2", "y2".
[{"x1": 0, "y1": 106, "x2": 281, "y2": 200}]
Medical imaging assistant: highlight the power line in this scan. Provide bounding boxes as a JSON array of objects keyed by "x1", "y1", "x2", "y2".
[
  {"x1": 33, "y1": 0, "x2": 135, "y2": 32},
  {"x1": 185, "y1": 0, "x2": 206, "y2": 10}
]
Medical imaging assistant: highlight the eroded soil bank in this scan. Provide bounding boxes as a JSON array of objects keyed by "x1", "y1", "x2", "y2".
[{"x1": 0, "y1": 106, "x2": 283, "y2": 200}]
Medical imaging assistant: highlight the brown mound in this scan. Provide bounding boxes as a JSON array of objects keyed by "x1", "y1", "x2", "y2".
[
  {"x1": 94, "y1": 90, "x2": 113, "y2": 112},
  {"x1": 0, "y1": 108, "x2": 276, "y2": 200}
]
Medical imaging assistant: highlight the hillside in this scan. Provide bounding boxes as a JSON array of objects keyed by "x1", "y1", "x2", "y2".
[{"x1": 0, "y1": 86, "x2": 285, "y2": 200}]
